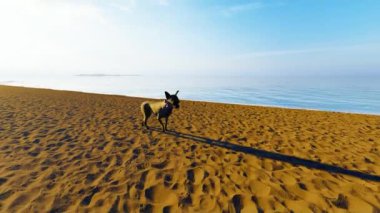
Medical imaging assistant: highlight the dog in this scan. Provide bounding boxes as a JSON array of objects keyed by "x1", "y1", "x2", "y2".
[{"x1": 141, "y1": 91, "x2": 180, "y2": 132}]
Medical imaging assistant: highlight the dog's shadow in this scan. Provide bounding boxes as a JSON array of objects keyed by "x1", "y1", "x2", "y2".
[{"x1": 148, "y1": 127, "x2": 380, "y2": 182}]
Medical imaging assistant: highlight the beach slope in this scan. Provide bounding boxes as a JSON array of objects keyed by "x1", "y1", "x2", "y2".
[{"x1": 0, "y1": 85, "x2": 379, "y2": 212}]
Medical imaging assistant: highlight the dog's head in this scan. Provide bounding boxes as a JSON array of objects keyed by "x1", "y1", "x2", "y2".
[{"x1": 165, "y1": 90, "x2": 180, "y2": 109}]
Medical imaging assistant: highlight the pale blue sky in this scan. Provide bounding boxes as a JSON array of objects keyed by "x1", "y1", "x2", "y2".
[{"x1": 0, "y1": 0, "x2": 379, "y2": 76}]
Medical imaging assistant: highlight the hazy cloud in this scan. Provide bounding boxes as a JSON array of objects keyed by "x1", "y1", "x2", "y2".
[
  {"x1": 109, "y1": 0, "x2": 136, "y2": 12},
  {"x1": 225, "y1": 2, "x2": 264, "y2": 13},
  {"x1": 222, "y1": 1, "x2": 283, "y2": 15},
  {"x1": 110, "y1": 0, "x2": 168, "y2": 12},
  {"x1": 236, "y1": 44, "x2": 380, "y2": 58},
  {"x1": 157, "y1": 0, "x2": 169, "y2": 6}
]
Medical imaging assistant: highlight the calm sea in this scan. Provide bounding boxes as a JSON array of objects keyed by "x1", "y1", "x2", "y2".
[{"x1": 1, "y1": 74, "x2": 380, "y2": 115}]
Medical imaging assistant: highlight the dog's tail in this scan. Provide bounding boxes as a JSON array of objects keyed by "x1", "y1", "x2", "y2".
[
  {"x1": 141, "y1": 102, "x2": 152, "y2": 126},
  {"x1": 140, "y1": 102, "x2": 149, "y2": 114}
]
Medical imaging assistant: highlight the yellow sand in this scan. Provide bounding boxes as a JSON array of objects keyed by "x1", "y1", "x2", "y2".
[{"x1": 0, "y1": 85, "x2": 379, "y2": 212}]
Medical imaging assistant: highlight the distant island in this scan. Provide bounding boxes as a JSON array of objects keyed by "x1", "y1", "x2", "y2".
[
  {"x1": 75, "y1": 74, "x2": 140, "y2": 77},
  {"x1": 0, "y1": 80, "x2": 15, "y2": 84}
]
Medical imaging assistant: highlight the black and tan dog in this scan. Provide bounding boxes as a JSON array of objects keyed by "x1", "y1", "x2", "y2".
[{"x1": 141, "y1": 91, "x2": 180, "y2": 132}]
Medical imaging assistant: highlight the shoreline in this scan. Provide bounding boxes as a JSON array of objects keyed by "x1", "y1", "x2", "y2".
[{"x1": 1, "y1": 84, "x2": 379, "y2": 116}]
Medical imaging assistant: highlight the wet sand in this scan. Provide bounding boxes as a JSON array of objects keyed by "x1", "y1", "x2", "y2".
[{"x1": 0, "y1": 85, "x2": 379, "y2": 212}]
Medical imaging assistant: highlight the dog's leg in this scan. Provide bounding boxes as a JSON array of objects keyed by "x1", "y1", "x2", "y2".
[
  {"x1": 144, "y1": 116, "x2": 150, "y2": 129},
  {"x1": 164, "y1": 117, "x2": 168, "y2": 131},
  {"x1": 142, "y1": 113, "x2": 147, "y2": 128},
  {"x1": 158, "y1": 117, "x2": 165, "y2": 132}
]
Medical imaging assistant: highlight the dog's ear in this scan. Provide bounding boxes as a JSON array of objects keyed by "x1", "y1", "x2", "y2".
[
  {"x1": 165, "y1": 91, "x2": 171, "y2": 99},
  {"x1": 175, "y1": 90, "x2": 179, "y2": 95}
]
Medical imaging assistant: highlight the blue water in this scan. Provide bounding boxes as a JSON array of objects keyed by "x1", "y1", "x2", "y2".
[{"x1": 1, "y1": 74, "x2": 380, "y2": 115}]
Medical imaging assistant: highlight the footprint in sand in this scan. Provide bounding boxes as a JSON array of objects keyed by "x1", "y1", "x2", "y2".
[
  {"x1": 81, "y1": 187, "x2": 100, "y2": 206},
  {"x1": 187, "y1": 168, "x2": 205, "y2": 185},
  {"x1": 0, "y1": 177, "x2": 7, "y2": 186},
  {"x1": 0, "y1": 190, "x2": 14, "y2": 201},
  {"x1": 28, "y1": 149, "x2": 40, "y2": 157},
  {"x1": 8, "y1": 164, "x2": 21, "y2": 171},
  {"x1": 144, "y1": 185, "x2": 178, "y2": 205},
  {"x1": 85, "y1": 173, "x2": 99, "y2": 184}
]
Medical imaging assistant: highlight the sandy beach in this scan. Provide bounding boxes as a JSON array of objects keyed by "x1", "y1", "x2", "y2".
[{"x1": 0, "y1": 85, "x2": 379, "y2": 212}]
